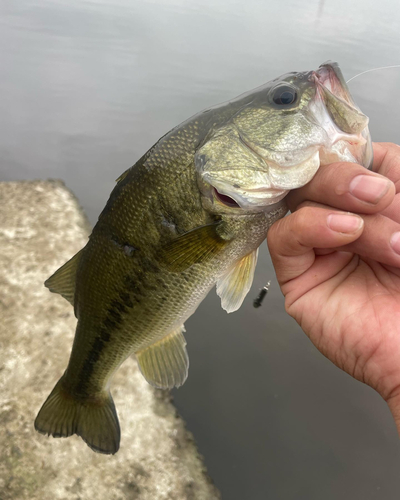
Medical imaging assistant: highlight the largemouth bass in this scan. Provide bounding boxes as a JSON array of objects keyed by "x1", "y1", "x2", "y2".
[{"x1": 35, "y1": 61, "x2": 373, "y2": 454}]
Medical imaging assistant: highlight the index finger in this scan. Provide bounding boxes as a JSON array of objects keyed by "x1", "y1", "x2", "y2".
[{"x1": 372, "y1": 142, "x2": 400, "y2": 190}]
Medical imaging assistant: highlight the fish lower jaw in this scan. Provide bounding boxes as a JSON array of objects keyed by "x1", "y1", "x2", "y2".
[
  {"x1": 240, "y1": 188, "x2": 289, "y2": 208},
  {"x1": 318, "y1": 139, "x2": 364, "y2": 166},
  {"x1": 216, "y1": 184, "x2": 289, "y2": 210},
  {"x1": 205, "y1": 134, "x2": 369, "y2": 211}
]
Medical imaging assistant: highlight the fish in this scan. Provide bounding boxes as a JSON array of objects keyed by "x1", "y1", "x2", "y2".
[{"x1": 34, "y1": 61, "x2": 373, "y2": 454}]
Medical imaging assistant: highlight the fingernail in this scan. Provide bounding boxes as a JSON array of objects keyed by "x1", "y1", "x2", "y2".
[
  {"x1": 349, "y1": 175, "x2": 391, "y2": 204},
  {"x1": 390, "y1": 232, "x2": 400, "y2": 255},
  {"x1": 327, "y1": 213, "x2": 364, "y2": 233}
]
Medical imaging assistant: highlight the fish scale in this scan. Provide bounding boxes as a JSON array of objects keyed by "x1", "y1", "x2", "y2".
[
  {"x1": 35, "y1": 61, "x2": 372, "y2": 454},
  {"x1": 64, "y1": 117, "x2": 272, "y2": 392}
]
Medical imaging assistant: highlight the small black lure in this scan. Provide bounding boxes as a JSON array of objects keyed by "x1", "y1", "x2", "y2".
[{"x1": 253, "y1": 281, "x2": 271, "y2": 308}]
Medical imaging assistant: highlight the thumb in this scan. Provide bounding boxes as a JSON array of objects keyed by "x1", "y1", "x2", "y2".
[{"x1": 267, "y1": 206, "x2": 364, "y2": 287}]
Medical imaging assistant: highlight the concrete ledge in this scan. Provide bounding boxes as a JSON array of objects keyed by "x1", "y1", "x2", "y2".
[{"x1": 0, "y1": 181, "x2": 220, "y2": 500}]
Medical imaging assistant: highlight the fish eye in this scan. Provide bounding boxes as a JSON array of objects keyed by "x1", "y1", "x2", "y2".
[
  {"x1": 271, "y1": 85, "x2": 298, "y2": 106},
  {"x1": 214, "y1": 188, "x2": 241, "y2": 208}
]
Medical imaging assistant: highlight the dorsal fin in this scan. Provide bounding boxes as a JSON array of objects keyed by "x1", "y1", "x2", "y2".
[
  {"x1": 115, "y1": 167, "x2": 131, "y2": 184},
  {"x1": 135, "y1": 326, "x2": 189, "y2": 389},
  {"x1": 44, "y1": 249, "x2": 83, "y2": 305},
  {"x1": 216, "y1": 249, "x2": 258, "y2": 313}
]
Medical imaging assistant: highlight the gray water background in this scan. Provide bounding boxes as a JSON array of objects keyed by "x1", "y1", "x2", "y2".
[{"x1": 1, "y1": 0, "x2": 400, "y2": 498}]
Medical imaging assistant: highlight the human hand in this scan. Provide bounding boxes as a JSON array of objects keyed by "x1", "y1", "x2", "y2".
[{"x1": 267, "y1": 142, "x2": 400, "y2": 435}]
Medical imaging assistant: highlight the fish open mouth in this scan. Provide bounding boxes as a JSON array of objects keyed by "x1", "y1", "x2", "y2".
[
  {"x1": 311, "y1": 61, "x2": 373, "y2": 169},
  {"x1": 314, "y1": 62, "x2": 354, "y2": 104}
]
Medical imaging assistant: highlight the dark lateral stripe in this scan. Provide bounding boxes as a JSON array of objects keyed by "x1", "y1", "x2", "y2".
[
  {"x1": 77, "y1": 327, "x2": 112, "y2": 394},
  {"x1": 78, "y1": 295, "x2": 133, "y2": 392}
]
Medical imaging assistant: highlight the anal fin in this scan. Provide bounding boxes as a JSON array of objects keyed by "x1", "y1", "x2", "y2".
[
  {"x1": 136, "y1": 326, "x2": 189, "y2": 389},
  {"x1": 216, "y1": 249, "x2": 258, "y2": 313}
]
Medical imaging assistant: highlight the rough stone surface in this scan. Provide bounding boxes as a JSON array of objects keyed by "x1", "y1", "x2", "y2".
[{"x1": 0, "y1": 181, "x2": 221, "y2": 500}]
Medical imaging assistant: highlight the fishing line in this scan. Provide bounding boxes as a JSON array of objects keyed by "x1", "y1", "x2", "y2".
[{"x1": 346, "y1": 65, "x2": 400, "y2": 84}]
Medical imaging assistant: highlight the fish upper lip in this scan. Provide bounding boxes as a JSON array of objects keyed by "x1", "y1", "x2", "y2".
[
  {"x1": 312, "y1": 62, "x2": 355, "y2": 106},
  {"x1": 312, "y1": 69, "x2": 334, "y2": 93}
]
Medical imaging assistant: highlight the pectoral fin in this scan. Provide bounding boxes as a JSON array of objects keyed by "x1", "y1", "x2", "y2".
[
  {"x1": 44, "y1": 249, "x2": 83, "y2": 305},
  {"x1": 135, "y1": 326, "x2": 189, "y2": 389},
  {"x1": 161, "y1": 222, "x2": 229, "y2": 272},
  {"x1": 216, "y1": 249, "x2": 258, "y2": 313}
]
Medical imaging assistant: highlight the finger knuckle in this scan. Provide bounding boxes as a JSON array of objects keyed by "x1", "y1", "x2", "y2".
[
  {"x1": 266, "y1": 221, "x2": 281, "y2": 250},
  {"x1": 387, "y1": 142, "x2": 400, "y2": 151},
  {"x1": 294, "y1": 206, "x2": 314, "y2": 227}
]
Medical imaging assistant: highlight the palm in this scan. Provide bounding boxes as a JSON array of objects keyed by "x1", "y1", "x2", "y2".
[
  {"x1": 287, "y1": 254, "x2": 400, "y2": 400},
  {"x1": 268, "y1": 143, "x2": 400, "y2": 430}
]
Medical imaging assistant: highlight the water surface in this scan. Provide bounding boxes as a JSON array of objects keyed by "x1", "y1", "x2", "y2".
[{"x1": 1, "y1": 1, "x2": 400, "y2": 498}]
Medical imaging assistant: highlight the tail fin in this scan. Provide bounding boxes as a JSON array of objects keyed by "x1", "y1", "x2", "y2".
[{"x1": 34, "y1": 376, "x2": 120, "y2": 454}]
